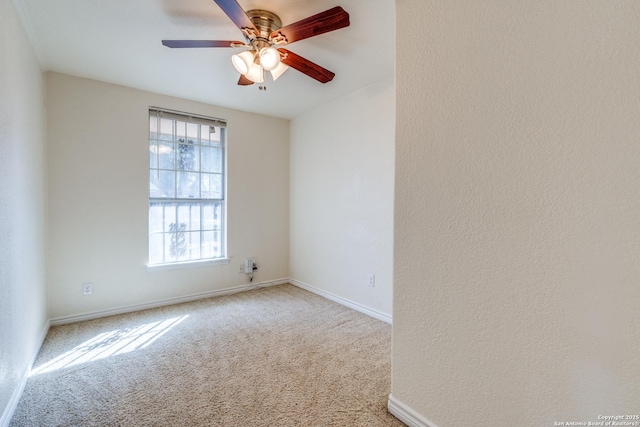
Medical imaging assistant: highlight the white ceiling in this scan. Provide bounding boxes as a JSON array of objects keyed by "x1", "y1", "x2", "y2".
[{"x1": 14, "y1": 0, "x2": 395, "y2": 119}]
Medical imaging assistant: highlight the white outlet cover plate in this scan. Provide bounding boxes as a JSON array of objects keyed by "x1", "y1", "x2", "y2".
[{"x1": 368, "y1": 275, "x2": 375, "y2": 287}]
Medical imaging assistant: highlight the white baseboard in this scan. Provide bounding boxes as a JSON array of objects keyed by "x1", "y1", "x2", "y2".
[
  {"x1": 1, "y1": 319, "x2": 50, "y2": 427},
  {"x1": 50, "y1": 278, "x2": 289, "y2": 326},
  {"x1": 288, "y1": 278, "x2": 392, "y2": 324},
  {"x1": 388, "y1": 394, "x2": 438, "y2": 427}
]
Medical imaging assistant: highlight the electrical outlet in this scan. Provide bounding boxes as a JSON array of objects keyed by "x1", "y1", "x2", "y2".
[
  {"x1": 239, "y1": 264, "x2": 245, "y2": 273},
  {"x1": 368, "y1": 274, "x2": 375, "y2": 287},
  {"x1": 244, "y1": 259, "x2": 254, "y2": 274},
  {"x1": 83, "y1": 283, "x2": 92, "y2": 295}
]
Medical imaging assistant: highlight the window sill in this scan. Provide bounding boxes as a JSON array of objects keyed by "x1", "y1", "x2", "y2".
[{"x1": 146, "y1": 257, "x2": 230, "y2": 272}]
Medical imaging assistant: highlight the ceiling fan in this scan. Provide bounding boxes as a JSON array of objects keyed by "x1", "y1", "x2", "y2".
[{"x1": 162, "y1": 0, "x2": 350, "y2": 87}]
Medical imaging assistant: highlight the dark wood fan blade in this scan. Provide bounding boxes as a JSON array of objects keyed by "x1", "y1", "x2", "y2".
[
  {"x1": 213, "y1": 0, "x2": 258, "y2": 35},
  {"x1": 162, "y1": 40, "x2": 244, "y2": 48},
  {"x1": 238, "y1": 74, "x2": 254, "y2": 86},
  {"x1": 278, "y1": 49, "x2": 335, "y2": 83},
  {"x1": 271, "y1": 6, "x2": 349, "y2": 45}
]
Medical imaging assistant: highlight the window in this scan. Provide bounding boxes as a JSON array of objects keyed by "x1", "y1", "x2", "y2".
[{"x1": 148, "y1": 108, "x2": 226, "y2": 265}]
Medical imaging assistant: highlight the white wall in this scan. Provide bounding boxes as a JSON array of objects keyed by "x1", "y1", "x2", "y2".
[
  {"x1": 0, "y1": 0, "x2": 48, "y2": 422},
  {"x1": 290, "y1": 77, "x2": 395, "y2": 319},
  {"x1": 392, "y1": 1, "x2": 640, "y2": 426},
  {"x1": 46, "y1": 72, "x2": 289, "y2": 320}
]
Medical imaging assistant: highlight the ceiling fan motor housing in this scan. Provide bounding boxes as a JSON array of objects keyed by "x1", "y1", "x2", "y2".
[{"x1": 246, "y1": 9, "x2": 282, "y2": 50}]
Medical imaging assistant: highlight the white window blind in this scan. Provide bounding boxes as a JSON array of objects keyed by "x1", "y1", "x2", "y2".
[{"x1": 148, "y1": 108, "x2": 227, "y2": 265}]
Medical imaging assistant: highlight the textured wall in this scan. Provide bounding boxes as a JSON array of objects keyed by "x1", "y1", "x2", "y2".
[
  {"x1": 0, "y1": 0, "x2": 48, "y2": 420},
  {"x1": 393, "y1": 1, "x2": 640, "y2": 425},
  {"x1": 290, "y1": 77, "x2": 395, "y2": 317},
  {"x1": 46, "y1": 73, "x2": 289, "y2": 320}
]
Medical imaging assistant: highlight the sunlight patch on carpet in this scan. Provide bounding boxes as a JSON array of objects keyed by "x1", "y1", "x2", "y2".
[{"x1": 30, "y1": 315, "x2": 189, "y2": 376}]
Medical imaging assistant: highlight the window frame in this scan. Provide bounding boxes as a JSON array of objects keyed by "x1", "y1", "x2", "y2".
[{"x1": 147, "y1": 107, "x2": 228, "y2": 268}]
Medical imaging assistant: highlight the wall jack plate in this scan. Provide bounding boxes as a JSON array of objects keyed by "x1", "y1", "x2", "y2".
[
  {"x1": 244, "y1": 259, "x2": 254, "y2": 274},
  {"x1": 83, "y1": 283, "x2": 92, "y2": 295}
]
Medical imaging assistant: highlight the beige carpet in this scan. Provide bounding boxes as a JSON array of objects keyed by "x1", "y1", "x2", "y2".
[{"x1": 11, "y1": 284, "x2": 404, "y2": 426}]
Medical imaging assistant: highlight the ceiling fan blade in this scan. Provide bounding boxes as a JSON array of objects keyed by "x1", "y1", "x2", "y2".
[
  {"x1": 213, "y1": 0, "x2": 258, "y2": 35},
  {"x1": 271, "y1": 6, "x2": 349, "y2": 45},
  {"x1": 278, "y1": 49, "x2": 335, "y2": 84},
  {"x1": 162, "y1": 40, "x2": 245, "y2": 48},
  {"x1": 237, "y1": 74, "x2": 254, "y2": 86}
]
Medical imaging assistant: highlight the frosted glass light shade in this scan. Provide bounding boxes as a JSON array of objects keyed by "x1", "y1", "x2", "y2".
[
  {"x1": 259, "y1": 47, "x2": 280, "y2": 71},
  {"x1": 269, "y1": 61, "x2": 289, "y2": 81},
  {"x1": 231, "y1": 51, "x2": 254, "y2": 75},
  {"x1": 245, "y1": 63, "x2": 264, "y2": 83}
]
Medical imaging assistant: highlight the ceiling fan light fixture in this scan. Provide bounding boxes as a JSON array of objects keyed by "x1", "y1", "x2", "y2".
[
  {"x1": 231, "y1": 50, "x2": 254, "y2": 75},
  {"x1": 245, "y1": 62, "x2": 264, "y2": 83},
  {"x1": 162, "y1": 5, "x2": 350, "y2": 87},
  {"x1": 270, "y1": 61, "x2": 289, "y2": 81},
  {"x1": 259, "y1": 47, "x2": 280, "y2": 71}
]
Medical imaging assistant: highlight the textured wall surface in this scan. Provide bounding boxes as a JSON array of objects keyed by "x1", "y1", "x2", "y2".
[
  {"x1": 393, "y1": 1, "x2": 640, "y2": 425},
  {"x1": 46, "y1": 73, "x2": 289, "y2": 319},
  {"x1": 0, "y1": 0, "x2": 48, "y2": 420},
  {"x1": 290, "y1": 77, "x2": 395, "y2": 317}
]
